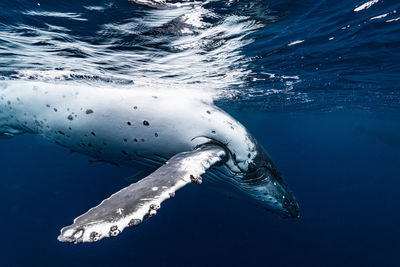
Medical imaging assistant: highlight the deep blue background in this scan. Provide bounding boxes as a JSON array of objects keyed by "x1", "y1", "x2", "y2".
[{"x1": 1, "y1": 0, "x2": 400, "y2": 266}]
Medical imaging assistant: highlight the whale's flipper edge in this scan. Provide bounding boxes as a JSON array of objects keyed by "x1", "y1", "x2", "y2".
[{"x1": 58, "y1": 145, "x2": 226, "y2": 244}]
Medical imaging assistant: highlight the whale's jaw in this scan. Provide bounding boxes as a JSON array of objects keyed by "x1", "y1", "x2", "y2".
[{"x1": 208, "y1": 141, "x2": 300, "y2": 218}]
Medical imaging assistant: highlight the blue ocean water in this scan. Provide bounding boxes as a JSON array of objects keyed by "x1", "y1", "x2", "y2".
[{"x1": 0, "y1": 0, "x2": 399, "y2": 266}]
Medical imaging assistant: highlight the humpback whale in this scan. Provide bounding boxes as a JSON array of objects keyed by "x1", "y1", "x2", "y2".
[{"x1": 0, "y1": 80, "x2": 299, "y2": 243}]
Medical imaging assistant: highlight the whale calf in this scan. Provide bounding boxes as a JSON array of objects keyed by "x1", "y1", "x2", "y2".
[{"x1": 0, "y1": 80, "x2": 299, "y2": 243}]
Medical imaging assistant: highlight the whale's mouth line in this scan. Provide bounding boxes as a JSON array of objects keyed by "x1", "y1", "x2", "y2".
[
  {"x1": 191, "y1": 135, "x2": 249, "y2": 174},
  {"x1": 191, "y1": 135, "x2": 274, "y2": 189}
]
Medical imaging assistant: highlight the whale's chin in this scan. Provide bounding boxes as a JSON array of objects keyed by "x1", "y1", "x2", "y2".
[{"x1": 204, "y1": 164, "x2": 299, "y2": 219}]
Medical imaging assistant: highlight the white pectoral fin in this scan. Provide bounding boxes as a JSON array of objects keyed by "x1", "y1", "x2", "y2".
[{"x1": 58, "y1": 144, "x2": 226, "y2": 244}]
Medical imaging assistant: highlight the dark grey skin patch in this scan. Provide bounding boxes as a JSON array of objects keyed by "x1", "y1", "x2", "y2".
[
  {"x1": 46, "y1": 104, "x2": 50, "y2": 108},
  {"x1": 86, "y1": 109, "x2": 94, "y2": 114},
  {"x1": 154, "y1": 133, "x2": 158, "y2": 137},
  {"x1": 133, "y1": 106, "x2": 137, "y2": 110},
  {"x1": 211, "y1": 130, "x2": 216, "y2": 134},
  {"x1": 67, "y1": 115, "x2": 74, "y2": 121},
  {"x1": 58, "y1": 131, "x2": 65, "y2": 135},
  {"x1": 128, "y1": 219, "x2": 142, "y2": 227},
  {"x1": 54, "y1": 108, "x2": 58, "y2": 112},
  {"x1": 206, "y1": 110, "x2": 211, "y2": 114}
]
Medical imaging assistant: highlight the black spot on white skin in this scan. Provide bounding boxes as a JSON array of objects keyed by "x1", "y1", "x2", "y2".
[
  {"x1": 154, "y1": 133, "x2": 158, "y2": 137},
  {"x1": 248, "y1": 153, "x2": 251, "y2": 158},
  {"x1": 134, "y1": 138, "x2": 138, "y2": 142},
  {"x1": 127, "y1": 121, "x2": 131, "y2": 126},
  {"x1": 91, "y1": 132, "x2": 96, "y2": 136},
  {"x1": 67, "y1": 115, "x2": 74, "y2": 121},
  {"x1": 86, "y1": 109, "x2": 94, "y2": 114},
  {"x1": 211, "y1": 130, "x2": 216, "y2": 134},
  {"x1": 133, "y1": 106, "x2": 137, "y2": 110},
  {"x1": 143, "y1": 120, "x2": 149, "y2": 126},
  {"x1": 46, "y1": 104, "x2": 50, "y2": 108},
  {"x1": 152, "y1": 96, "x2": 158, "y2": 99},
  {"x1": 54, "y1": 108, "x2": 58, "y2": 112},
  {"x1": 206, "y1": 110, "x2": 211, "y2": 114}
]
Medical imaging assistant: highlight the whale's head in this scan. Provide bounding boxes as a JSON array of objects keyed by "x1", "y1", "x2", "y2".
[
  {"x1": 215, "y1": 139, "x2": 300, "y2": 219},
  {"x1": 240, "y1": 143, "x2": 299, "y2": 218},
  {"x1": 195, "y1": 106, "x2": 299, "y2": 219}
]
